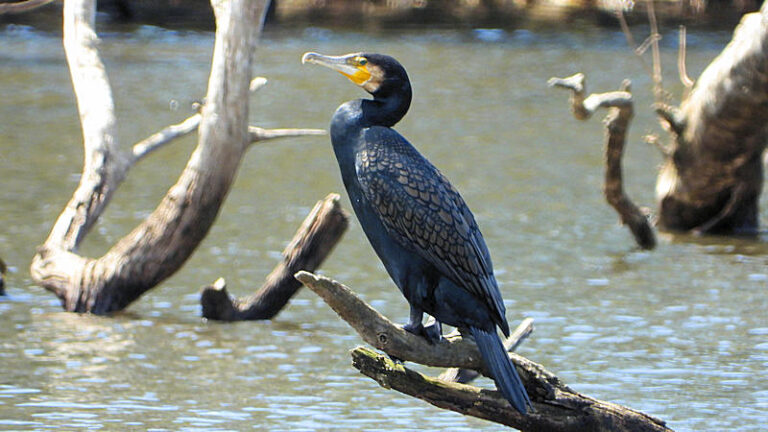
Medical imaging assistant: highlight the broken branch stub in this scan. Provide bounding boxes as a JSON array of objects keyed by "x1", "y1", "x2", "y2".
[
  {"x1": 200, "y1": 193, "x2": 349, "y2": 321},
  {"x1": 549, "y1": 74, "x2": 656, "y2": 249}
]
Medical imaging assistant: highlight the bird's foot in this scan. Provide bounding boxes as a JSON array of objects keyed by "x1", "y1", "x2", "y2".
[{"x1": 403, "y1": 321, "x2": 443, "y2": 345}]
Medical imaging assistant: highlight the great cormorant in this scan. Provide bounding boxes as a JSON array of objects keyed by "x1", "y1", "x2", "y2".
[{"x1": 302, "y1": 51, "x2": 532, "y2": 414}]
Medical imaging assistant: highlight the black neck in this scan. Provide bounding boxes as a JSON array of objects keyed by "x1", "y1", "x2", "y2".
[{"x1": 360, "y1": 81, "x2": 412, "y2": 128}]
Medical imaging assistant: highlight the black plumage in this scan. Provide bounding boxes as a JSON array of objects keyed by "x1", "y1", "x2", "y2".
[{"x1": 302, "y1": 51, "x2": 531, "y2": 414}]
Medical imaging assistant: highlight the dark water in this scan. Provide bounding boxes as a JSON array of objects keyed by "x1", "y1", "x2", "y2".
[{"x1": 0, "y1": 23, "x2": 766, "y2": 431}]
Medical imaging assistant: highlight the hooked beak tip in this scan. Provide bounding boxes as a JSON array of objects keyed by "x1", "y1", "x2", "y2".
[{"x1": 301, "y1": 52, "x2": 319, "y2": 65}]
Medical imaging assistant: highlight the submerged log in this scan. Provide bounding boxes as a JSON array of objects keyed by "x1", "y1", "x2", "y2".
[
  {"x1": 200, "y1": 193, "x2": 349, "y2": 321},
  {"x1": 296, "y1": 271, "x2": 673, "y2": 432}
]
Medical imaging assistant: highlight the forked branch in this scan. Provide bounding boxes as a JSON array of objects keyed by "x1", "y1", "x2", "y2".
[{"x1": 30, "y1": 0, "x2": 332, "y2": 314}]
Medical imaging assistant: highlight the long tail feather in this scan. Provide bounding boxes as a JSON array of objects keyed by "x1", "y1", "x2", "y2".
[{"x1": 470, "y1": 326, "x2": 532, "y2": 414}]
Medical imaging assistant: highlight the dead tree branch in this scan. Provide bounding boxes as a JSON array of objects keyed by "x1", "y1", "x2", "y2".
[
  {"x1": 30, "y1": 0, "x2": 328, "y2": 314},
  {"x1": 678, "y1": 25, "x2": 695, "y2": 91},
  {"x1": 200, "y1": 193, "x2": 349, "y2": 321},
  {"x1": 549, "y1": 74, "x2": 656, "y2": 249},
  {"x1": 129, "y1": 76, "x2": 324, "y2": 164},
  {"x1": 131, "y1": 113, "x2": 201, "y2": 163},
  {"x1": 296, "y1": 271, "x2": 672, "y2": 432}
]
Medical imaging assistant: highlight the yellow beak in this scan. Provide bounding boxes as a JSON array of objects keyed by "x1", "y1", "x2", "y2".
[{"x1": 302, "y1": 52, "x2": 372, "y2": 86}]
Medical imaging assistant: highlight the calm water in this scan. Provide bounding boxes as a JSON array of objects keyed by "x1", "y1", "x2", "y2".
[{"x1": 1, "y1": 23, "x2": 766, "y2": 431}]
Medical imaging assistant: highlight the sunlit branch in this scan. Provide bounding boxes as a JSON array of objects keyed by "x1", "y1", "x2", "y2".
[
  {"x1": 0, "y1": 0, "x2": 56, "y2": 14},
  {"x1": 550, "y1": 74, "x2": 656, "y2": 249},
  {"x1": 678, "y1": 25, "x2": 695, "y2": 91},
  {"x1": 131, "y1": 113, "x2": 201, "y2": 163}
]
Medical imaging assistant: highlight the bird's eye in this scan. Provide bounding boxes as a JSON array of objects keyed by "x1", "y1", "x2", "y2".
[{"x1": 358, "y1": 58, "x2": 368, "y2": 66}]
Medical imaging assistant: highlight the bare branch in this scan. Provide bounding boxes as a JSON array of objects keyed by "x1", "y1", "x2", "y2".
[
  {"x1": 0, "y1": 0, "x2": 56, "y2": 14},
  {"x1": 295, "y1": 271, "x2": 488, "y2": 369},
  {"x1": 551, "y1": 74, "x2": 656, "y2": 249},
  {"x1": 616, "y1": 9, "x2": 654, "y2": 79},
  {"x1": 678, "y1": 25, "x2": 695, "y2": 90},
  {"x1": 0, "y1": 256, "x2": 6, "y2": 295},
  {"x1": 548, "y1": 74, "x2": 632, "y2": 120},
  {"x1": 249, "y1": 126, "x2": 326, "y2": 144},
  {"x1": 32, "y1": 0, "x2": 272, "y2": 313},
  {"x1": 131, "y1": 113, "x2": 201, "y2": 163},
  {"x1": 646, "y1": 0, "x2": 664, "y2": 103},
  {"x1": 635, "y1": 33, "x2": 661, "y2": 56},
  {"x1": 644, "y1": 134, "x2": 673, "y2": 158}
]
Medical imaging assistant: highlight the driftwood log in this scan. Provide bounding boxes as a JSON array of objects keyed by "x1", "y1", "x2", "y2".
[
  {"x1": 552, "y1": 4, "x2": 768, "y2": 248},
  {"x1": 29, "y1": 0, "x2": 325, "y2": 313},
  {"x1": 296, "y1": 271, "x2": 672, "y2": 432},
  {"x1": 200, "y1": 193, "x2": 349, "y2": 321}
]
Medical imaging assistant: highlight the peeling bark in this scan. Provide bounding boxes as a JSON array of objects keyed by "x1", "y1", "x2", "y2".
[
  {"x1": 200, "y1": 193, "x2": 349, "y2": 321},
  {"x1": 296, "y1": 271, "x2": 672, "y2": 432},
  {"x1": 30, "y1": 0, "x2": 324, "y2": 314}
]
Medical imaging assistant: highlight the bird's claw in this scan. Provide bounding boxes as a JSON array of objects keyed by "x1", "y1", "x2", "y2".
[{"x1": 403, "y1": 321, "x2": 443, "y2": 345}]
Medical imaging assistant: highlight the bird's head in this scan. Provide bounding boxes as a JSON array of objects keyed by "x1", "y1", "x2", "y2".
[{"x1": 301, "y1": 52, "x2": 410, "y2": 97}]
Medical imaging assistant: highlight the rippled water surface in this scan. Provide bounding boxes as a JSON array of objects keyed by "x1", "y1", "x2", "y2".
[{"x1": 0, "y1": 23, "x2": 766, "y2": 431}]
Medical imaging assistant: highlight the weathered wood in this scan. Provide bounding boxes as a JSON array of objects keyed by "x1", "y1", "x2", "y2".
[
  {"x1": 549, "y1": 74, "x2": 656, "y2": 249},
  {"x1": 297, "y1": 271, "x2": 672, "y2": 431},
  {"x1": 352, "y1": 347, "x2": 672, "y2": 432},
  {"x1": 296, "y1": 271, "x2": 492, "y2": 370},
  {"x1": 201, "y1": 193, "x2": 349, "y2": 321},
  {"x1": 655, "y1": 4, "x2": 768, "y2": 234},
  {"x1": 30, "y1": 0, "x2": 270, "y2": 313}
]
